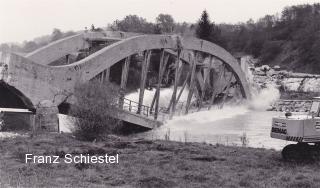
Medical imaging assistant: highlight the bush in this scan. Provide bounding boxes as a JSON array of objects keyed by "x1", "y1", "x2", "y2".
[{"x1": 70, "y1": 80, "x2": 121, "y2": 141}]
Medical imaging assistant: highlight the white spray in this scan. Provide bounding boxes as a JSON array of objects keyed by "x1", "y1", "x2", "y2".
[
  {"x1": 126, "y1": 82, "x2": 280, "y2": 121},
  {"x1": 248, "y1": 84, "x2": 280, "y2": 110},
  {"x1": 125, "y1": 87, "x2": 193, "y2": 108}
]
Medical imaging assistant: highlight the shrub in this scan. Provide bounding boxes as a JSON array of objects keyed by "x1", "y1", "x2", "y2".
[{"x1": 70, "y1": 80, "x2": 121, "y2": 141}]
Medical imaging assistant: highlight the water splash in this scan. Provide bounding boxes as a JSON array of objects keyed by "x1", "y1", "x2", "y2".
[
  {"x1": 162, "y1": 83, "x2": 280, "y2": 126},
  {"x1": 165, "y1": 104, "x2": 250, "y2": 129},
  {"x1": 125, "y1": 87, "x2": 193, "y2": 107},
  {"x1": 126, "y1": 81, "x2": 280, "y2": 119},
  {"x1": 248, "y1": 84, "x2": 280, "y2": 111}
]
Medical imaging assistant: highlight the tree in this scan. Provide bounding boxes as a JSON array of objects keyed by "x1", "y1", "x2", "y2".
[
  {"x1": 0, "y1": 43, "x2": 10, "y2": 52},
  {"x1": 156, "y1": 14, "x2": 175, "y2": 33},
  {"x1": 310, "y1": 36, "x2": 320, "y2": 70},
  {"x1": 111, "y1": 15, "x2": 155, "y2": 34},
  {"x1": 51, "y1": 28, "x2": 63, "y2": 42},
  {"x1": 22, "y1": 41, "x2": 38, "y2": 53},
  {"x1": 174, "y1": 22, "x2": 193, "y2": 36},
  {"x1": 196, "y1": 10, "x2": 214, "y2": 41},
  {"x1": 71, "y1": 80, "x2": 121, "y2": 141},
  {"x1": 195, "y1": 10, "x2": 225, "y2": 47}
]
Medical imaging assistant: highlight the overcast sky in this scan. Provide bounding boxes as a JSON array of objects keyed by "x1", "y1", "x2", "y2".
[{"x1": 0, "y1": 0, "x2": 319, "y2": 44}]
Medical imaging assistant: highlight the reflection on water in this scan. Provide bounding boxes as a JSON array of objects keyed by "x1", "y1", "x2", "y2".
[{"x1": 134, "y1": 107, "x2": 294, "y2": 150}]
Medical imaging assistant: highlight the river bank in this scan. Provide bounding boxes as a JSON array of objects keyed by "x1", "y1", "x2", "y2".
[
  {"x1": 0, "y1": 133, "x2": 319, "y2": 187},
  {"x1": 269, "y1": 99, "x2": 312, "y2": 112}
]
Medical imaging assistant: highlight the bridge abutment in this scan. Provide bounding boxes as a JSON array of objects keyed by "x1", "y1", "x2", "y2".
[{"x1": 34, "y1": 101, "x2": 59, "y2": 132}]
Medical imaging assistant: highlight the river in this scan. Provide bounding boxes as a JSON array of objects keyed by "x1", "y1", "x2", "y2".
[
  {"x1": 129, "y1": 84, "x2": 293, "y2": 150},
  {"x1": 133, "y1": 107, "x2": 294, "y2": 150}
]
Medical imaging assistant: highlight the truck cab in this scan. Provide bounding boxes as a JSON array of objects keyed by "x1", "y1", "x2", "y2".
[
  {"x1": 271, "y1": 98, "x2": 320, "y2": 160},
  {"x1": 271, "y1": 98, "x2": 320, "y2": 143}
]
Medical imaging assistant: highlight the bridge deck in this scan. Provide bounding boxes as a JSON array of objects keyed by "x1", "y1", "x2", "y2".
[{"x1": 117, "y1": 98, "x2": 166, "y2": 129}]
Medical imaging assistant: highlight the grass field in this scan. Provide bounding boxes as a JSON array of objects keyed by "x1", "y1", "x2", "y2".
[{"x1": 0, "y1": 133, "x2": 319, "y2": 188}]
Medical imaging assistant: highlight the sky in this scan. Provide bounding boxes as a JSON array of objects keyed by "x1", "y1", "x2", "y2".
[{"x1": 0, "y1": 0, "x2": 319, "y2": 44}]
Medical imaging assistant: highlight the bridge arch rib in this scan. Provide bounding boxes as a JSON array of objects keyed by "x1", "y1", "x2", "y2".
[
  {"x1": 1, "y1": 34, "x2": 252, "y2": 132},
  {"x1": 25, "y1": 33, "x2": 89, "y2": 65},
  {"x1": 2, "y1": 35, "x2": 251, "y2": 108},
  {"x1": 24, "y1": 31, "x2": 141, "y2": 66},
  {"x1": 53, "y1": 35, "x2": 251, "y2": 99}
]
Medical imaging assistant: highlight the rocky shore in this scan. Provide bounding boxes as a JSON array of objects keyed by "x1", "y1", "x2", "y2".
[
  {"x1": 241, "y1": 56, "x2": 320, "y2": 112},
  {"x1": 269, "y1": 99, "x2": 312, "y2": 112},
  {"x1": 253, "y1": 68, "x2": 320, "y2": 94},
  {"x1": 243, "y1": 55, "x2": 320, "y2": 95}
]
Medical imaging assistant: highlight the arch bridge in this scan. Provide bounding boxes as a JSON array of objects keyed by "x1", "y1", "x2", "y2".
[{"x1": 0, "y1": 31, "x2": 251, "y2": 131}]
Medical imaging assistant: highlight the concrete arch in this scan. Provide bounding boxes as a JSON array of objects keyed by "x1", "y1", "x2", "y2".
[
  {"x1": 24, "y1": 31, "x2": 141, "y2": 66},
  {"x1": 25, "y1": 33, "x2": 89, "y2": 65},
  {"x1": 53, "y1": 35, "x2": 251, "y2": 99},
  {"x1": 1, "y1": 34, "x2": 252, "y2": 132},
  {"x1": 0, "y1": 51, "x2": 70, "y2": 107},
  {"x1": 1, "y1": 34, "x2": 251, "y2": 108},
  {"x1": 0, "y1": 81, "x2": 34, "y2": 109}
]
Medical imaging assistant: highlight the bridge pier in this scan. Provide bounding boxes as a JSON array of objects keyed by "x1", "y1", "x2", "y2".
[{"x1": 34, "y1": 101, "x2": 59, "y2": 132}]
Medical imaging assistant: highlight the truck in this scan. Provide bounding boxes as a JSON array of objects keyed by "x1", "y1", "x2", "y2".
[{"x1": 271, "y1": 97, "x2": 320, "y2": 160}]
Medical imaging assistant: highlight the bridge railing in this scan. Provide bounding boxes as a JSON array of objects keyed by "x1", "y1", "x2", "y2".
[
  {"x1": 120, "y1": 97, "x2": 197, "y2": 120},
  {"x1": 120, "y1": 97, "x2": 172, "y2": 120},
  {"x1": 121, "y1": 97, "x2": 151, "y2": 117}
]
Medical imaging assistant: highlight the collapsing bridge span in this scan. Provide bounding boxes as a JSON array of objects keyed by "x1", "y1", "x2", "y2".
[{"x1": 0, "y1": 31, "x2": 251, "y2": 131}]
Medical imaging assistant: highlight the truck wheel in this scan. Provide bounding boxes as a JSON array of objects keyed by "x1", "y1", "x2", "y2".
[
  {"x1": 282, "y1": 144, "x2": 311, "y2": 161},
  {"x1": 282, "y1": 144, "x2": 298, "y2": 161},
  {"x1": 296, "y1": 143, "x2": 312, "y2": 160},
  {"x1": 310, "y1": 144, "x2": 320, "y2": 161}
]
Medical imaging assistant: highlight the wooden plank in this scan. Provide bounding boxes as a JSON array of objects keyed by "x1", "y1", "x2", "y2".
[
  {"x1": 119, "y1": 57, "x2": 131, "y2": 108},
  {"x1": 219, "y1": 73, "x2": 234, "y2": 109},
  {"x1": 137, "y1": 51, "x2": 151, "y2": 114},
  {"x1": 206, "y1": 56, "x2": 213, "y2": 85},
  {"x1": 154, "y1": 49, "x2": 166, "y2": 120},
  {"x1": 176, "y1": 72, "x2": 190, "y2": 104},
  {"x1": 198, "y1": 57, "x2": 213, "y2": 110},
  {"x1": 208, "y1": 64, "x2": 225, "y2": 110},
  {"x1": 105, "y1": 68, "x2": 110, "y2": 82},
  {"x1": 185, "y1": 53, "x2": 197, "y2": 114},
  {"x1": 120, "y1": 57, "x2": 130, "y2": 89},
  {"x1": 150, "y1": 52, "x2": 169, "y2": 113},
  {"x1": 101, "y1": 70, "x2": 105, "y2": 83},
  {"x1": 167, "y1": 65, "x2": 190, "y2": 112},
  {"x1": 196, "y1": 71, "x2": 205, "y2": 91},
  {"x1": 66, "y1": 54, "x2": 70, "y2": 65},
  {"x1": 98, "y1": 71, "x2": 103, "y2": 84},
  {"x1": 169, "y1": 50, "x2": 181, "y2": 118}
]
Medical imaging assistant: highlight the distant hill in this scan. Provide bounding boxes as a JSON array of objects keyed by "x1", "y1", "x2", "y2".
[{"x1": 217, "y1": 3, "x2": 320, "y2": 74}]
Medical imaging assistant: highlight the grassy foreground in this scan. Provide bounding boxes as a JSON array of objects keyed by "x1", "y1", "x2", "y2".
[{"x1": 0, "y1": 133, "x2": 320, "y2": 188}]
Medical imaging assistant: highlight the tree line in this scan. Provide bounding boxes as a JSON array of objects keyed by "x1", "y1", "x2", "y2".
[
  {"x1": 1, "y1": 3, "x2": 320, "y2": 73},
  {"x1": 218, "y1": 3, "x2": 320, "y2": 73},
  {"x1": 0, "y1": 29, "x2": 76, "y2": 54},
  {"x1": 108, "y1": 4, "x2": 320, "y2": 73}
]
